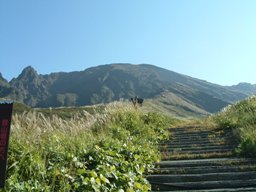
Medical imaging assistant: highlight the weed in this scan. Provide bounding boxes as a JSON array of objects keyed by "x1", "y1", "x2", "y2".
[
  {"x1": 2, "y1": 101, "x2": 173, "y2": 191},
  {"x1": 212, "y1": 96, "x2": 256, "y2": 157}
]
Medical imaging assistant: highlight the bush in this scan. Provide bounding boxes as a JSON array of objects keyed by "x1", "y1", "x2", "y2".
[
  {"x1": 213, "y1": 96, "x2": 256, "y2": 157},
  {"x1": 2, "y1": 102, "x2": 172, "y2": 191}
]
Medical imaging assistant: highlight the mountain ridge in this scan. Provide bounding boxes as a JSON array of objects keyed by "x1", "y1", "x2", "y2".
[{"x1": 1, "y1": 63, "x2": 255, "y2": 116}]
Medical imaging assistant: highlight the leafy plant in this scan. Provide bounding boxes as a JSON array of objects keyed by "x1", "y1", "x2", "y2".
[
  {"x1": 1, "y1": 102, "x2": 172, "y2": 191},
  {"x1": 212, "y1": 96, "x2": 256, "y2": 157}
]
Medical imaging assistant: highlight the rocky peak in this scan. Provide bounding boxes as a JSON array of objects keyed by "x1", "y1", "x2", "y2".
[
  {"x1": 0, "y1": 73, "x2": 9, "y2": 85},
  {"x1": 17, "y1": 66, "x2": 39, "y2": 81},
  {"x1": 0, "y1": 73, "x2": 5, "y2": 81}
]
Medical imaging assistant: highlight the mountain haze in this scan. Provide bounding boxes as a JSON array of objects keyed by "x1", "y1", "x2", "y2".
[{"x1": 1, "y1": 64, "x2": 254, "y2": 116}]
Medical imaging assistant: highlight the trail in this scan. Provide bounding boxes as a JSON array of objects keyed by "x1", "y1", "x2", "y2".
[{"x1": 148, "y1": 126, "x2": 256, "y2": 191}]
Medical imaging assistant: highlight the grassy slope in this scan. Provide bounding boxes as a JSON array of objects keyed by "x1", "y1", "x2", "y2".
[
  {"x1": 12, "y1": 91, "x2": 210, "y2": 119},
  {"x1": 143, "y1": 92, "x2": 209, "y2": 118},
  {"x1": 3, "y1": 101, "x2": 177, "y2": 191},
  {"x1": 212, "y1": 96, "x2": 256, "y2": 157}
]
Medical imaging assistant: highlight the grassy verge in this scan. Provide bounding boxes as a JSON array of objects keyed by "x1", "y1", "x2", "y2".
[
  {"x1": 2, "y1": 101, "x2": 175, "y2": 191},
  {"x1": 212, "y1": 96, "x2": 256, "y2": 157}
]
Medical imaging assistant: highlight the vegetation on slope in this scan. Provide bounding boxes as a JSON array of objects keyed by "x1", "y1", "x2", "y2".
[
  {"x1": 144, "y1": 92, "x2": 209, "y2": 118},
  {"x1": 2, "y1": 102, "x2": 175, "y2": 191},
  {"x1": 213, "y1": 96, "x2": 256, "y2": 157}
]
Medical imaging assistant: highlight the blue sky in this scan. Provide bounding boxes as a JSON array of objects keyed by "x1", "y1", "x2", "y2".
[{"x1": 1, "y1": 0, "x2": 256, "y2": 85}]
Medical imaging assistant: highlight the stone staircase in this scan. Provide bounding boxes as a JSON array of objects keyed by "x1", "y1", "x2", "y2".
[{"x1": 148, "y1": 126, "x2": 256, "y2": 191}]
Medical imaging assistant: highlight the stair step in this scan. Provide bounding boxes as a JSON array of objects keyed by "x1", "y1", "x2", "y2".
[
  {"x1": 153, "y1": 164, "x2": 256, "y2": 174},
  {"x1": 152, "y1": 187, "x2": 256, "y2": 192},
  {"x1": 156, "y1": 158, "x2": 256, "y2": 168},
  {"x1": 162, "y1": 152, "x2": 235, "y2": 160},
  {"x1": 160, "y1": 142, "x2": 235, "y2": 148},
  {"x1": 151, "y1": 179, "x2": 256, "y2": 191},
  {"x1": 150, "y1": 126, "x2": 256, "y2": 191},
  {"x1": 160, "y1": 145, "x2": 235, "y2": 151},
  {"x1": 168, "y1": 136, "x2": 235, "y2": 142},
  {"x1": 161, "y1": 148, "x2": 233, "y2": 154},
  {"x1": 148, "y1": 171, "x2": 256, "y2": 183},
  {"x1": 168, "y1": 138, "x2": 235, "y2": 144}
]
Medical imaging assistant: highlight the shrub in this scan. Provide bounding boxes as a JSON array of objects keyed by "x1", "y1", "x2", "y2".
[
  {"x1": 213, "y1": 96, "x2": 256, "y2": 157},
  {"x1": 1, "y1": 102, "x2": 172, "y2": 191}
]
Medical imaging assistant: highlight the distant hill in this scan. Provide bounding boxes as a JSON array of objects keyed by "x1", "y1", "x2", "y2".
[
  {"x1": 226, "y1": 82, "x2": 256, "y2": 95},
  {"x1": 0, "y1": 63, "x2": 255, "y2": 116}
]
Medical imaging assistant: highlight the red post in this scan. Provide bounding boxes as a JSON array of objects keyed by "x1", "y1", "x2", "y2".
[{"x1": 0, "y1": 100, "x2": 13, "y2": 188}]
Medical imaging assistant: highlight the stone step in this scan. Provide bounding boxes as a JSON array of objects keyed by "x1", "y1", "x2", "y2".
[
  {"x1": 168, "y1": 135, "x2": 234, "y2": 142},
  {"x1": 171, "y1": 131, "x2": 233, "y2": 137},
  {"x1": 153, "y1": 164, "x2": 256, "y2": 174},
  {"x1": 168, "y1": 135, "x2": 235, "y2": 140},
  {"x1": 166, "y1": 142, "x2": 235, "y2": 147},
  {"x1": 150, "y1": 126, "x2": 256, "y2": 191},
  {"x1": 150, "y1": 179, "x2": 256, "y2": 191},
  {"x1": 148, "y1": 171, "x2": 256, "y2": 183},
  {"x1": 161, "y1": 148, "x2": 233, "y2": 155},
  {"x1": 171, "y1": 132, "x2": 212, "y2": 137},
  {"x1": 162, "y1": 151, "x2": 234, "y2": 160},
  {"x1": 167, "y1": 127, "x2": 230, "y2": 133},
  {"x1": 155, "y1": 158, "x2": 256, "y2": 168},
  {"x1": 160, "y1": 140, "x2": 234, "y2": 147},
  {"x1": 160, "y1": 145, "x2": 235, "y2": 152},
  {"x1": 152, "y1": 187, "x2": 256, "y2": 192}
]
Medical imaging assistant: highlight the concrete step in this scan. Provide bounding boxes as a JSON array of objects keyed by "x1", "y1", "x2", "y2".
[
  {"x1": 150, "y1": 126, "x2": 256, "y2": 191},
  {"x1": 152, "y1": 187, "x2": 256, "y2": 192},
  {"x1": 171, "y1": 131, "x2": 233, "y2": 137},
  {"x1": 161, "y1": 152, "x2": 234, "y2": 160},
  {"x1": 148, "y1": 171, "x2": 256, "y2": 183},
  {"x1": 171, "y1": 128, "x2": 233, "y2": 133},
  {"x1": 168, "y1": 135, "x2": 235, "y2": 142},
  {"x1": 161, "y1": 148, "x2": 233, "y2": 155},
  {"x1": 150, "y1": 179, "x2": 256, "y2": 191},
  {"x1": 156, "y1": 158, "x2": 256, "y2": 167},
  {"x1": 160, "y1": 140, "x2": 235, "y2": 147},
  {"x1": 160, "y1": 145, "x2": 236, "y2": 152},
  {"x1": 153, "y1": 164, "x2": 256, "y2": 174}
]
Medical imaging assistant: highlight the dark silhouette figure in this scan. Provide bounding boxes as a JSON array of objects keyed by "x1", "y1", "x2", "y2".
[{"x1": 131, "y1": 96, "x2": 144, "y2": 107}]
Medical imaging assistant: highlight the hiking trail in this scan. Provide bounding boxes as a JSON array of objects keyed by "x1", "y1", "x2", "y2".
[{"x1": 148, "y1": 126, "x2": 256, "y2": 191}]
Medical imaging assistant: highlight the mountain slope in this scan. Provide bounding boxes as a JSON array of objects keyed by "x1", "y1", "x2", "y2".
[
  {"x1": 226, "y1": 83, "x2": 256, "y2": 95},
  {"x1": 0, "y1": 63, "x2": 253, "y2": 116},
  {"x1": 0, "y1": 73, "x2": 13, "y2": 98}
]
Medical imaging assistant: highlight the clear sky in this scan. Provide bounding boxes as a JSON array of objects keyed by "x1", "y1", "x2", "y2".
[{"x1": 1, "y1": 0, "x2": 256, "y2": 85}]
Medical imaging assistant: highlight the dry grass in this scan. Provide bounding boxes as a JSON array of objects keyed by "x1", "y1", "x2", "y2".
[{"x1": 10, "y1": 101, "x2": 136, "y2": 147}]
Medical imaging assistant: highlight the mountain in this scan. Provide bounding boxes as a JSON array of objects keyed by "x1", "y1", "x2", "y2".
[
  {"x1": 0, "y1": 73, "x2": 13, "y2": 98},
  {"x1": 226, "y1": 82, "x2": 256, "y2": 95},
  {"x1": 0, "y1": 63, "x2": 254, "y2": 116}
]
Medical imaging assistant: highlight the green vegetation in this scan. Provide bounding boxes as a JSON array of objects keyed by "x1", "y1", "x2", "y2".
[
  {"x1": 2, "y1": 102, "x2": 175, "y2": 191},
  {"x1": 213, "y1": 96, "x2": 256, "y2": 157}
]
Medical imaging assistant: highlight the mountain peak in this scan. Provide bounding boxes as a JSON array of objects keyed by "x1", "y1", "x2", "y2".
[
  {"x1": 0, "y1": 72, "x2": 4, "y2": 80},
  {"x1": 0, "y1": 73, "x2": 8, "y2": 84},
  {"x1": 22, "y1": 66, "x2": 37, "y2": 73},
  {"x1": 18, "y1": 66, "x2": 38, "y2": 80}
]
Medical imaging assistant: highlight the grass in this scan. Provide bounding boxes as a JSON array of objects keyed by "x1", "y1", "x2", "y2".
[
  {"x1": 212, "y1": 95, "x2": 256, "y2": 157},
  {"x1": 143, "y1": 92, "x2": 209, "y2": 118},
  {"x1": 2, "y1": 101, "x2": 176, "y2": 191}
]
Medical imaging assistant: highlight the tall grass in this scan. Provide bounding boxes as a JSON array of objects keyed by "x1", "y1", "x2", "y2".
[
  {"x1": 2, "y1": 101, "x2": 173, "y2": 191},
  {"x1": 213, "y1": 96, "x2": 256, "y2": 157}
]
